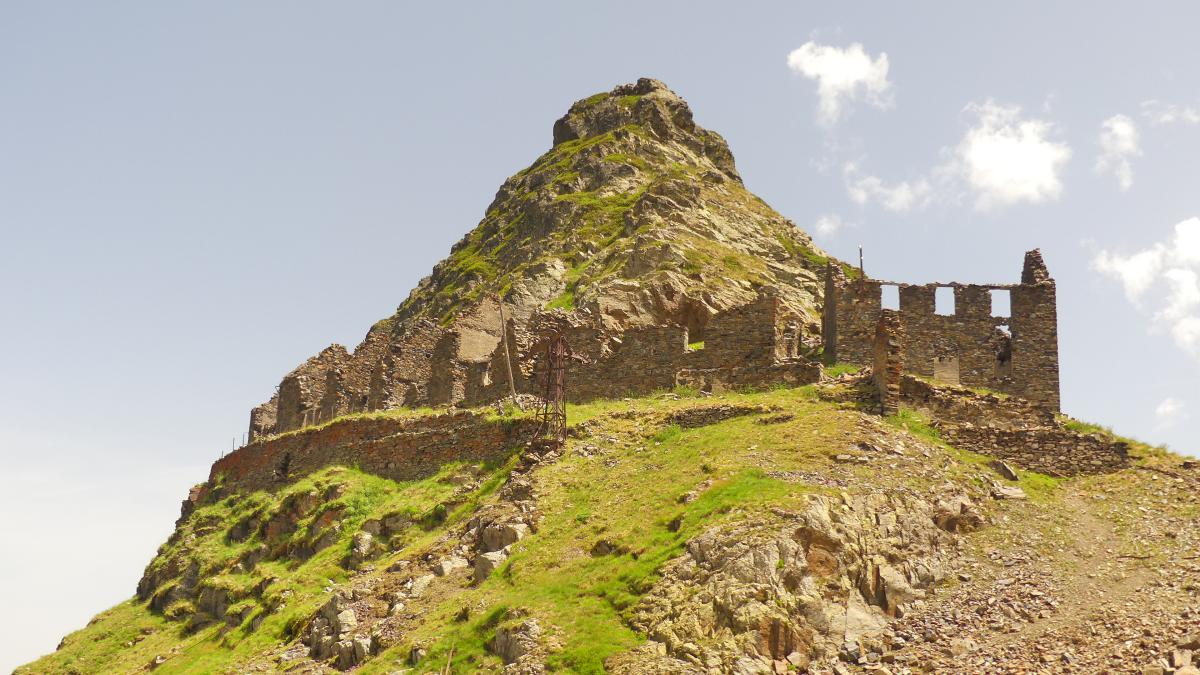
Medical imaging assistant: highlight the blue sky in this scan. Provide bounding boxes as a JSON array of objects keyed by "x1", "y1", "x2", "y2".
[{"x1": 2, "y1": 2, "x2": 1199, "y2": 668}]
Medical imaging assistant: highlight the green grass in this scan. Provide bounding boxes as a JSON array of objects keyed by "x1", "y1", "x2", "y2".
[
  {"x1": 823, "y1": 362, "x2": 862, "y2": 378},
  {"x1": 362, "y1": 387, "x2": 848, "y2": 673},
  {"x1": 39, "y1": 384, "x2": 1082, "y2": 674},
  {"x1": 616, "y1": 94, "x2": 642, "y2": 109},
  {"x1": 28, "y1": 458, "x2": 520, "y2": 675},
  {"x1": 545, "y1": 259, "x2": 592, "y2": 311},
  {"x1": 603, "y1": 152, "x2": 650, "y2": 171}
]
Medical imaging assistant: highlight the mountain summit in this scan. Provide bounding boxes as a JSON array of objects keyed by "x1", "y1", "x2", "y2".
[{"x1": 398, "y1": 77, "x2": 833, "y2": 329}]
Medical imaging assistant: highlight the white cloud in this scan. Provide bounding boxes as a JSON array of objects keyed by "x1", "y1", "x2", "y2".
[
  {"x1": 786, "y1": 42, "x2": 893, "y2": 125},
  {"x1": 1141, "y1": 99, "x2": 1200, "y2": 125},
  {"x1": 841, "y1": 100, "x2": 1071, "y2": 214},
  {"x1": 812, "y1": 213, "x2": 854, "y2": 238},
  {"x1": 1155, "y1": 397, "x2": 1184, "y2": 426},
  {"x1": 843, "y1": 163, "x2": 932, "y2": 212},
  {"x1": 947, "y1": 101, "x2": 1072, "y2": 211},
  {"x1": 1092, "y1": 247, "x2": 1164, "y2": 303},
  {"x1": 1094, "y1": 217, "x2": 1200, "y2": 360},
  {"x1": 1094, "y1": 114, "x2": 1141, "y2": 191}
]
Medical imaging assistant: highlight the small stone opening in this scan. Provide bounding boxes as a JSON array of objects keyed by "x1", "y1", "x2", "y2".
[
  {"x1": 935, "y1": 287, "x2": 955, "y2": 316},
  {"x1": 881, "y1": 284, "x2": 900, "y2": 310},
  {"x1": 990, "y1": 289, "x2": 1011, "y2": 318}
]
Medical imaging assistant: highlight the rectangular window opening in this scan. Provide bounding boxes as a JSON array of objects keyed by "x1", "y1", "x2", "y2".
[
  {"x1": 934, "y1": 287, "x2": 956, "y2": 316},
  {"x1": 990, "y1": 289, "x2": 1011, "y2": 318},
  {"x1": 881, "y1": 284, "x2": 900, "y2": 310}
]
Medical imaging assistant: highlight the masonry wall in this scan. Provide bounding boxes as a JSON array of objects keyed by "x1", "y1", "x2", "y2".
[
  {"x1": 940, "y1": 425, "x2": 1129, "y2": 477},
  {"x1": 1008, "y1": 250, "x2": 1061, "y2": 410},
  {"x1": 873, "y1": 311, "x2": 904, "y2": 415},
  {"x1": 825, "y1": 250, "x2": 1060, "y2": 410},
  {"x1": 366, "y1": 321, "x2": 446, "y2": 412},
  {"x1": 823, "y1": 264, "x2": 881, "y2": 366},
  {"x1": 274, "y1": 345, "x2": 352, "y2": 435},
  {"x1": 216, "y1": 411, "x2": 533, "y2": 492},
  {"x1": 251, "y1": 293, "x2": 824, "y2": 441},
  {"x1": 899, "y1": 375, "x2": 1052, "y2": 430}
]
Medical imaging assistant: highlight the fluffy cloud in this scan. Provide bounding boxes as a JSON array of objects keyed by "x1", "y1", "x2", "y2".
[
  {"x1": 1093, "y1": 217, "x2": 1200, "y2": 359},
  {"x1": 1094, "y1": 114, "x2": 1141, "y2": 191},
  {"x1": 947, "y1": 101, "x2": 1072, "y2": 210},
  {"x1": 1092, "y1": 247, "x2": 1165, "y2": 303},
  {"x1": 842, "y1": 101, "x2": 1071, "y2": 213},
  {"x1": 813, "y1": 213, "x2": 850, "y2": 237},
  {"x1": 786, "y1": 42, "x2": 893, "y2": 125},
  {"x1": 1141, "y1": 99, "x2": 1200, "y2": 125},
  {"x1": 843, "y1": 163, "x2": 931, "y2": 212},
  {"x1": 1155, "y1": 397, "x2": 1184, "y2": 426}
]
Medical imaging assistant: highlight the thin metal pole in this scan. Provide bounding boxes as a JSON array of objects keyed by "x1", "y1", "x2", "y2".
[{"x1": 859, "y1": 245, "x2": 865, "y2": 277}]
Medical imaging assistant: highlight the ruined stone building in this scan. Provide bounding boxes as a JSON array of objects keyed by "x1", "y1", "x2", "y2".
[
  {"x1": 823, "y1": 249, "x2": 1060, "y2": 410},
  {"x1": 247, "y1": 293, "x2": 821, "y2": 442},
  {"x1": 246, "y1": 249, "x2": 1062, "y2": 444}
]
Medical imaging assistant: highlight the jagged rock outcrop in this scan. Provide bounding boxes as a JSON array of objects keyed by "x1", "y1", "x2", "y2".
[{"x1": 612, "y1": 492, "x2": 954, "y2": 674}]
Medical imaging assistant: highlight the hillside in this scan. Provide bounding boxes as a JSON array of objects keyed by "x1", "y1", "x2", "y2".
[
  {"x1": 16, "y1": 80, "x2": 1200, "y2": 675},
  {"x1": 19, "y1": 378, "x2": 1200, "y2": 674}
]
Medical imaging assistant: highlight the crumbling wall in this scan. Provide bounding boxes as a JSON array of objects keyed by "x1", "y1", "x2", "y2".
[
  {"x1": 250, "y1": 293, "x2": 823, "y2": 439},
  {"x1": 940, "y1": 425, "x2": 1128, "y2": 476},
  {"x1": 216, "y1": 411, "x2": 533, "y2": 492},
  {"x1": 571, "y1": 324, "x2": 689, "y2": 401},
  {"x1": 317, "y1": 325, "x2": 391, "y2": 423},
  {"x1": 873, "y1": 311, "x2": 904, "y2": 415},
  {"x1": 248, "y1": 400, "x2": 277, "y2": 444},
  {"x1": 702, "y1": 294, "x2": 780, "y2": 367},
  {"x1": 274, "y1": 346, "x2": 352, "y2": 434},
  {"x1": 825, "y1": 250, "x2": 1060, "y2": 411},
  {"x1": 366, "y1": 321, "x2": 445, "y2": 411},
  {"x1": 897, "y1": 283, "x2": 1009, "y2": 391},
  {"x1": 1008, "y1": 250, "x2": 1060, "y2": 410},
  {"x1": 823, "y1": 264, "x2": 880, "y2": 366},
  {"x1": 899, "y1": 375, "x2": 1052, "y2": 430}
]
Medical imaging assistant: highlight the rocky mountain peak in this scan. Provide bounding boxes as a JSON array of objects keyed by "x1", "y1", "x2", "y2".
[
  {"x1": 550, "y1": 77, "x2": 740, "y2": 183},
  {"x1": 384, "y1": 78, "x2": 834, "y2": 336}
]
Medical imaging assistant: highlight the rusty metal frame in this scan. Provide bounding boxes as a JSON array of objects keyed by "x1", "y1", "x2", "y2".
[{"x1": 532, "y1": 330, "x2": 570, "y2": 446}]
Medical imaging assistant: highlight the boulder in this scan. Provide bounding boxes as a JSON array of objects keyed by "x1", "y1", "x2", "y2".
[
  {"x1": 409, "y1": 574, "x2": 435, "y2": 598},
  {"x1": 492, "y1": 618, "x2": 542, "y2": 665},
  {"x1": 433, "y1": 556, "x2": 469, "y2": 576},
  {"x1": 480, "y1": 522, "x2": 529, "y2": 553},
  {"x1": 475, "y1": 551, "x2": 508, "y2": 582}
]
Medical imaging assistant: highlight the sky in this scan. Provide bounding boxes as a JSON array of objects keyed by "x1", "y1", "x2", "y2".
[{"x1": 2, "y1": 1, "x2": 1199, "y2": 669}]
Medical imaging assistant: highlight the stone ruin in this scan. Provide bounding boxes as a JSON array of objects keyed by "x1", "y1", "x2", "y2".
[
  {"x1": 824, "y1": 249, "x2": 1060, "y2": 411},
  {"x1": 247, "y1": 292, "x2": 821, "y2": 442},
  {"x1": 247, "y1": 250, "x2": 1062, "y2": 445},
  {"x1": 235, "y1": 247, "x2": 1135, "y2": 479}
]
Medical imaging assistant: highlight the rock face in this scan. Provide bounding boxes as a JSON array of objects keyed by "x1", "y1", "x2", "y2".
[
  {"x1": 246, "y1": 78, "x2": 842, "y2": 439},
  {"x1": 615, "y1": 493, "x2": 953, "y2": 673}
]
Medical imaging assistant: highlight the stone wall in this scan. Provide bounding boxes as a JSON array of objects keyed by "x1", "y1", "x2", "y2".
[
  {"x1": 825, "y1": 250, "x2": 1060, "y2": 411},
  {"x1": 873, "y1": 311, "x2": 904, "y2": 415},
  {"x1": 275, "y1": 346, "x2": 352, "y2": 435},
  {"x1": 216, "y1": 411, "x2": 533, "y2": 493},
  {"x1": 899, "y1": 375, "x2": 1053, "y2": 430},
  {"x1": 823, "y1": 264, "x2": 881, "y2": 366},
  {"x1": 939, "y1": 424, "x2": 1129, "y2": 477},
  {"x1": 251, "y1": 293, "x2": 824, "y2": 441}
]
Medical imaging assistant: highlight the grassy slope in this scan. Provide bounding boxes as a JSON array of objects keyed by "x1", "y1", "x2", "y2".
[{"x1": 21, "y1": 383, "x2": 1189, "y2": 674}]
